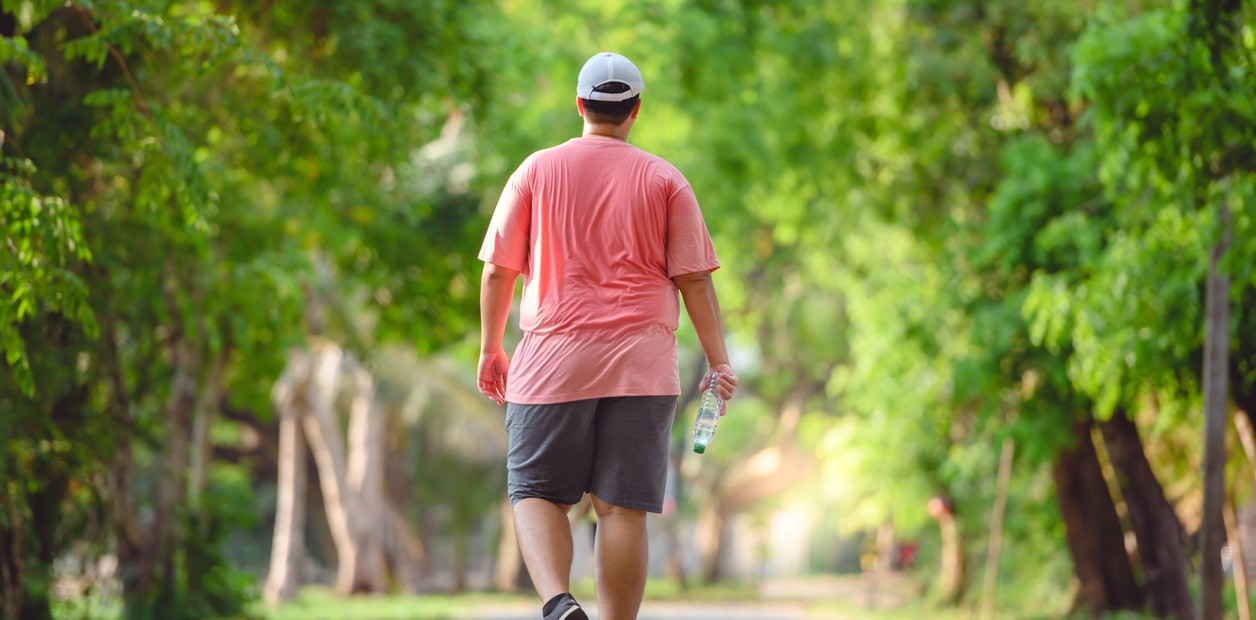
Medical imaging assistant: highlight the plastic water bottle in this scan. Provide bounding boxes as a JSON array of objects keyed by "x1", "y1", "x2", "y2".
[{"x1": 692, "y1": 372, "x2": 723, "y2": 454}]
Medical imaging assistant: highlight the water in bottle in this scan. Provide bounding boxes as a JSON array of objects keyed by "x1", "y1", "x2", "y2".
[{"x1": 692, "y1": 372, "x2": 723, "y2": 454}]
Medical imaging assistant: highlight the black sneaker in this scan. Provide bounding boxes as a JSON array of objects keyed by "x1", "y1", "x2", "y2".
[{"x1": 542, "y1": 592, "x2": 589, "y2": 620}]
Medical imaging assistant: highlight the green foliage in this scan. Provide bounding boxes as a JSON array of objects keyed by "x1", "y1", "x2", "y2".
[
  {"x1": 122, "y1": 512, "x2": 260, "y2": 620},
  {"x1": 2, "y1": 0, "x2": 518, "y2": 615},
  {"x1": 1022, "y1": 0, "x2": 1256, "y2": 421},
  {"x1": 0, "y1": 157, "x2": 95, "y2": 395},
  {"x1": 4, "y1": 0, "x2": 1256, "y2": 614},
  {"x1": 1072, "y1": 6, "x2": 1255, "y2": 202}
]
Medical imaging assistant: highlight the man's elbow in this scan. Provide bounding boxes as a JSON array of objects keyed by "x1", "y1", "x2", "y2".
[
  {"x1": 671, "y1": 270, "x2": 712, "y2": 289},
  {"x1": 483, "y1": 262, "x2": 522, "y2": 282}
]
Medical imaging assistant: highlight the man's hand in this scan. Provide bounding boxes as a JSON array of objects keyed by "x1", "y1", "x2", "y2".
[
  {"x1": 478, "y1": 350, "x2": 510, "y2": 405},
  {"x1": 699, "y1": 362, "x2": 739, "y2": 416}
]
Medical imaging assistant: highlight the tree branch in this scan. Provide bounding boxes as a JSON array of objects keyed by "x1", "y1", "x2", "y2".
[{"x1": 71, "y1": 4, "x2": 151, "y2": 119}]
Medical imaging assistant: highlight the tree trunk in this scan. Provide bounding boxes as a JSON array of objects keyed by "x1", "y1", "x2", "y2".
[
  {"x1": 102, "y1": 324, "x2": 146, "y2": 611},
  {"x1": 936, "y1": 508, "x2": 964, "y2": 606},
  {"x1": 384, "y1": 504, "x2": 426, "y2": 593},
  {"x1": 379, "y1": 412, "x2": 426, "y2": 593},
  {"x1": 875, "y1": 520, "x2": 896, "y2": 575},
  {"x1": 23, "y1": 467, "x2": 68, "y2": 620},
  {"x1": 111, "y1": 426, "x2": 146, "y2": 610},
  {"x1": 291, "y1": 346, "x2": 388, "y2": 594},
  {"x1": 664, "y1": 354, "x2": 705, "y2": 590},
  {"x1": 0, "y1": 490, "x2": 24, "y2": 620},
  {"x1": 1224, "y1": 499, "x2": 1250, "y2": 620},
  {"x1": 862, "y1": 519, "x2": 897, "y2": 609},
  {"x1": 452, "y1": 531, "x2": 469, "y2": 593},
  {"x1": 343, "y1": 364, "x2": 387, "y2": 591},
  {"x1": 1200, "y1": 190, "x2": 1232, "y2": 620},
  {"x1": 263, "y1": 382, "x2": 308, "y2": 605},
  {"x1": 661, "y1": 458, "x2": 688, "y2": 590},
  {"x1": 152, "y1": 337, "x2": 199, "y2": 601},
  {"x1": 6, "y1": 387, "x2": 88, "y2": 620},
  {"x1": 268, "y1": 343, "x2": 400, "y2": 596},
  {"x1": 1100, "y1": 413, "x2": 1195, "y2": 620},
  {"x1": 981, "y1": 437, "x2": 1015, "y2": 620},
  {"x1": 493, "y1": 494, "x2": 522, "y2": 592},
  {"x1": 1053, "y1": 419, "x2": 1143, "y2": 615},
  {"x1": 696, "y1": 500, "x2": 728, "y2": 584},
  {"x1": 1236, "y1": 412, "x2": 1256, "y2": 481},
  {"x1": 300, "y1": 348, "x2": 363, "y2": 594},
  {"x1": 189, "y1": 350, "x2": 228, "y2": 517}
]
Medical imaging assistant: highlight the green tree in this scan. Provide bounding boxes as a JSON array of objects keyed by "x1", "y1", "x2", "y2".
[
  {"x1": 1044, "y1": 0, "x2": 1255, "y2": 616},
  {"x1": 1, "y1": 0, "x2": 515, "y2": 616}
]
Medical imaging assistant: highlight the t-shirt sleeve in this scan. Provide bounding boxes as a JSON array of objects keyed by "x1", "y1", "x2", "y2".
[
  {"x1": 665, "y1": 181, "x2": 720, "y2": 278},
  {"x1": 478, "y1": 161, "x2": 532, "y2": 274}
]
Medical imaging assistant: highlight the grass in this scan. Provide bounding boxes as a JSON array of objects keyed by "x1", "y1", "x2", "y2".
[
  {"x1": 261, "y1": 587, "x2": 535, "y2": 620},
  {"x1": 51, "y1": 595, "x2": 123, "y2": 620},
  {"x1": 50, "y1": 587, "x2": 536, "y2": 620}
]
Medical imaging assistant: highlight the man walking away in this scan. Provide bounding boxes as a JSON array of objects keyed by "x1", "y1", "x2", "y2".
[{"x1": 477, "y1": 51, "x2": 739, "y2": 620}]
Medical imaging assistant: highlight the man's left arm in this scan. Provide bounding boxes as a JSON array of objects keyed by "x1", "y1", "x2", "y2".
[{"x1": 673, "y1": 270, "x2": 739, "y2": 411}]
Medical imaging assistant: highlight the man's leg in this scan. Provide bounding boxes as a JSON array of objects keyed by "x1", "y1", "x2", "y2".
[
  {"x1": 585, "y1": 395, "x2": 677, "y2": 620},
  {"x1": 503, "y1": 399, "x2": 598, "y2": 611},
  {"x1": 512, "y1": 498, "x2": 574, "y2": 604},
  {"x1": 590, "y1": 494, "x2": 648, "y2": 620}
]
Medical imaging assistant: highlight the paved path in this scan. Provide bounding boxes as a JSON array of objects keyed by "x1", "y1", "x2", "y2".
[
  {"x1": 469, "y1": 601, "x2": 815, "y2": 619},
  {"x1": 462, "y1": 574, "x2": 904, "y2": 619}
]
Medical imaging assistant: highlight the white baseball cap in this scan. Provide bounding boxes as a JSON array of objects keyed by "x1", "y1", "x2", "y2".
[{"x1": 577, "y1": 52, "x2": 645, "y2": 102}]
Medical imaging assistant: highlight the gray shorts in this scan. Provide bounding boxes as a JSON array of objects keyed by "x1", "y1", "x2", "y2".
[{"x1": 505, "y1": 395, "x2": 678, "y2": 513}]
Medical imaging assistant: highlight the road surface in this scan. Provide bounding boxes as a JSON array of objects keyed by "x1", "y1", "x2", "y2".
[{"x1": 470, "y1": 601, "x2": 816, "y2": 619}]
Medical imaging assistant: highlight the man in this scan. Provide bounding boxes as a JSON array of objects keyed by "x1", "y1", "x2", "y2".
[{"x1": 477, "y1": 51, "x2": 738, "y2": 620}]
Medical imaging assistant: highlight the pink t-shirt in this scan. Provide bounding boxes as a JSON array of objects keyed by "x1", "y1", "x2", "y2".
[{"x1": 479, "y1": 135, "x2": 720, "y2": 404}]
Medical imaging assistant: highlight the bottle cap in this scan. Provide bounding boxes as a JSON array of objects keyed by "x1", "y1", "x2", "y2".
[{"x1": 693, "y1": 443, "x2": 706, "y2": 454}]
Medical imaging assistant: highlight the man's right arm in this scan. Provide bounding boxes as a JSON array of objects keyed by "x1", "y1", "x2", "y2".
[
  {"x1": 478, "y1": 262, "x2": 521, "y2": 405},
  {"x1": 672, "y1": 270, "x2": 739, "y2": 409}
]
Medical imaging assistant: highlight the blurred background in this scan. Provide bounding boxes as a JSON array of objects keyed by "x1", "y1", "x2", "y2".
[{"x1": 2, "y1": 0, "x2": 1255, "y2": 619}]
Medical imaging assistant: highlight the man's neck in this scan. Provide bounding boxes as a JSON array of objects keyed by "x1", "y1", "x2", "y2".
[{"x1": 582, "y1": 123, "x2": 630, "y2": 142}]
